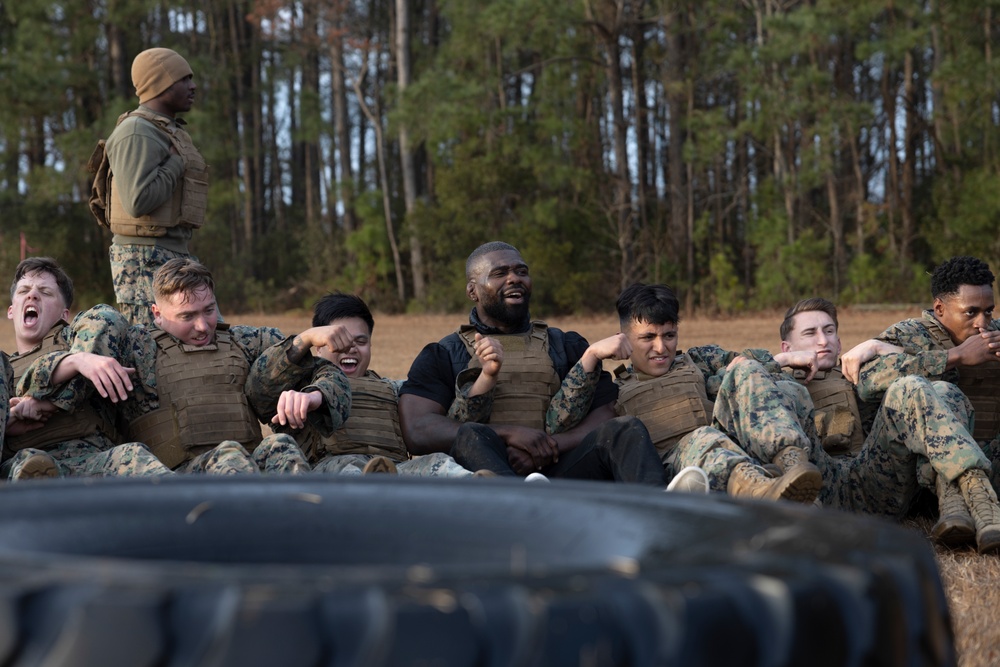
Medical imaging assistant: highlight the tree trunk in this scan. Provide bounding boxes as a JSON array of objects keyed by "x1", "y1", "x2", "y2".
[{"x1": 396, "y1": 0, "x2": 425, "y2": 302}]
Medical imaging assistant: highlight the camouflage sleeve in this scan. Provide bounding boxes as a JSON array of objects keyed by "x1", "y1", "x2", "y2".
[
  {"x1": 545, "y1": 360, "x2": 601, "y2": 435},
  {"x1": 229, "y1": 325, "x2": 286, "y2": 364},
  {"x1": 447, "y1": 367, "x2": 494, "y2": 423},
  {"x1": 856, "y1": 320, "x2": 950, "y2": 401},
  {"x1": 0, "y1": 353, "x2": 10, "y2": 442},
  {"x1": 295, "y1": 360, "x2": 352, "y2": 436},
  {"x1": 17, "y1": 305, "x2": 134, "y2": 411},
  {"x1": 686, "y1": 345, "x2": 740, "y2": 400},
  {"x1": 246, "y1": 337, "x2": 351, "y2": 437}
]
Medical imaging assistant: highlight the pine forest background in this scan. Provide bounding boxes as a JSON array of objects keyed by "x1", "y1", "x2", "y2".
[{"x1": 1, "y1": 0, "x2": 999, "y2": 315}]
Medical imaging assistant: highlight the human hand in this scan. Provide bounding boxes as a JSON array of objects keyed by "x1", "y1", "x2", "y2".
[
  {"x1": 296, "y1": 324, "x2": 356, "y2": 357},
  {"x1": 582, "y1": 333, "x2": 632, "y2": 372},
  {"x1": 840, "y1": 340, "x2": 902, "y2": 384},
  {"x1": 10, "y1": 396, "x2": 58, "y2": 422},
  {"x1": 271, "y1": 389, "x2": 323, "y2": 429},
  {"x1": 500, "y1": 425, "x2": 559, "y2": 473},
  {"x1": 64, "y1": 352, "x2": 135, "y2": 402},
  {"x1": 954, "y1": 329, "x2": 1000, "y2": 367},
  {"x1": 772, "y1": 350, "x2": 819, "y2": 383},
  {"x1": 473, "y1": 334, "x2": 503, "y2": 377}
]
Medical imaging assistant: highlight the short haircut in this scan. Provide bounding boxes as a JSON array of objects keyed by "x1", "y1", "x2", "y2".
[
  {"x1": 780, "y1": 297, "x2": 839, "y2": 341},
  {"x1": 10, "y1": 257, "x2": 74, "y2": 308},
  {"x1": 930, "y1": 256, "x2": 995, "y2": 299},
  {"x1": 312, "y1": 292, "x2": 374, "y2": 333},
  {"x1": 617, "y1": 283, "x2": 680, "y2": 328},
  {"x1": 465, "y1": 241, "x2": 520, "y2": 280},
  {"x1": 152, "y1": 258, "x2": 215, "y2": 303}
]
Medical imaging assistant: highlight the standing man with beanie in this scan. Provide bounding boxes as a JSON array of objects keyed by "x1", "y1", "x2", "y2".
[{"x1": 100, "y1": 47, "x2": 208, "y2": 327}]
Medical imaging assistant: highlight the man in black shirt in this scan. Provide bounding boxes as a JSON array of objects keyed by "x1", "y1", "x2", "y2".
[{"x1": 398, "y1": 241, "x2": 678, "y2": 486}]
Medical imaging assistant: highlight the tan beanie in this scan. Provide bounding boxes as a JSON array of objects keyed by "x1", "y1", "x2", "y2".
[{"x1": 131, "y1": 48, "x2": 193, "y2": 104}]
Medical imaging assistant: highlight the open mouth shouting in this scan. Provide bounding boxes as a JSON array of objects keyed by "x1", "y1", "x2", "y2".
[
  {"x1": 22, "y1": 305, "x2": 39, "y2": 328},
  {"x1": 337, "y1": 355, "x2": 362, "y2": 376}
]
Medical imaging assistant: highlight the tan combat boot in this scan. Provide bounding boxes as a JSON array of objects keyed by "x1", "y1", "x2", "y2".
[
  {"x1": 726, "y1": 461, "x2": 822, "y2": 503},
  {"x1": 931, "y1": 474, "x2": 976, "y2": 547},
  {"x1": 956, "y1": 468, "x2": 1000, "y2": 554},
  {"x1": 362, "y1": 456, "x2": 398, "y2": 474}
]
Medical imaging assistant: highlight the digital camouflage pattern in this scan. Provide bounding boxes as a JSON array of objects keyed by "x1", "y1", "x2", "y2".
[
  {"x1": 547, "y1": 344, "x2": 782, "y2": 437},
  {"x1": 253, "y1": 433, "x2": 311, "y2": 473},
  {"x1": 109, "y1": 244, "x2": 193, "y2": 327},
  {"x1": 313, "y1": 451, "x2": 473, "y2": 477},
  {"x1": 0, "y1": 352, "x2": 10, "y2": 446},
  {"x1": 302, "y1": 371, "x2": 471, "y2": 477},
  {"x1": 858, "y1": 309, "x2": 1000, "y2": 488},
  {"x1": 21, "y1": 306, "x2": 348, "y2": 474},
  {"x1": 8, "y1": 306, "x2": 172, "y2": 479},
  {"x1": 2, "y1": 441, "x2": 169, "y2": 480},
  {"x1": 175, "y1": 441, "x2": 256, "y2": 475}
]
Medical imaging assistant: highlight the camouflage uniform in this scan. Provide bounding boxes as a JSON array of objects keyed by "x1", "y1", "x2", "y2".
[
  {"x1": 23, "y1": 312, "x2": 350, "y2": 475},
  {"x1": 551, "y1": 346, "x2": 794, "y2": 491},
  {"x1": 9, "y1": 305, "x2": 172, "y2": 480},
  {"x1": 108, "y1": 244, "x2": 203, "y2": 328},
  {"x1": 0, "y1": 352, "x2": 12, "y2": 450},
  {"x1": 858, "y1": 310, "x2": 1000, "y2": 487},
  {"x1": 296, "y1": 371, "x2": 471, "y2": 477}
]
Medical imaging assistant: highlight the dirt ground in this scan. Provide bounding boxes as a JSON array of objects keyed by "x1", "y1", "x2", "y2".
[{"x1": 4, "y1": 307, "x2": 997, "y2": 663}]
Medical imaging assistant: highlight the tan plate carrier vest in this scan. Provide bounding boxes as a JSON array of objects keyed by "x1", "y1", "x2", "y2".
[
  {"x1": 458, "y1": 322, "x2": 560, "y2": 431},
  {"x1": 321, "y1": 373, "x2": 408, "y2": 462},
  {"x1": 105, "y1": 108, "x2": 208, "y2": 238},
  {"x1": 924, "y1": 317, "x2": 1000, "y2": 442},
  {"x1": 614, "y1": 353, "x2": 713, "y2": 460},
  {"x1": 128, "y1": 326, "x2": 261, "y2": 470},
  {"x1": 791, "y1": 368, "x2": 864, "y2": 456},
  {"x1": 6, "y1": 323, "x2": 119, "y2": 455}
]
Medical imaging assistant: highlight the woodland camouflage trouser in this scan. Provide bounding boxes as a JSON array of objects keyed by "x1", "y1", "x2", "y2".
[
  {"x1": 313, "y1": 451, "x2": 473, "y2": 477},
  {"x1": 175, "y1": 441, "x2": 257, "y2": 475},
  {"x1": 668, "y1": 357, "x2": 813, "y2": 493},
  {"x1": 252, "y1": 433, "x2": 311, "y2": 473},
  {"x1": 814, "y1": 377, "x2": 989, "y2": 518},
  {"x1": 110, "y1": 244, "x2": 193, "y2": 328},
  {"x1": 3, "y1": 440, "x2": 172, "y2": 480}
]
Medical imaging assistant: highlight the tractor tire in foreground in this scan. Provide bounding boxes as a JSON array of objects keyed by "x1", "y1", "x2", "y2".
[{"x1": 0, "y1": 475, "x2": 953, "y2": 666}]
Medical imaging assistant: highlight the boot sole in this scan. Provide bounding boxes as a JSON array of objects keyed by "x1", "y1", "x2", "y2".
[
  {"x1": 15, "y1": 456, "x2": 59, "y2": 481},
  {"x1": 776, "y1": 467, "x2": 824, "y2": 504},
  {"x1": 931, "y1": 518, "x2": 977, "y2": 547}
]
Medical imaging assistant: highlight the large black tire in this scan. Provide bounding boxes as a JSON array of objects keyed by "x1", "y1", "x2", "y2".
[{"x1": 0, "y1": 475, "x2": 953, "y2": 666}]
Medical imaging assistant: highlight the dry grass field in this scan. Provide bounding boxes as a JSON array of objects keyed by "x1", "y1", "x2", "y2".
[{"x1": 3, "y1": 307, "x2": 997, "y2": 663}]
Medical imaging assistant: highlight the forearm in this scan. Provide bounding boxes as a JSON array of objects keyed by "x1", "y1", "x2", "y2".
[
  {"x1": 400, "y1": 394, "x2": 462, "y2": 455},
  {"x1": 447, "y1": 368, "x2": 494, "y2": 423},
  {"x1": 546, "y1": 360, "x2": 600, "y2": 435},
  {"x1": 551, "y1": 402, "x2": 616, "y2": 454},
  {"x1": 856, "y1": 351, "x2": 949, "y2": 401}
]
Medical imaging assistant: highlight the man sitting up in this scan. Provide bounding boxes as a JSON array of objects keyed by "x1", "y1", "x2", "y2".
[
  {"x1": 5, "y1": 257, "x2": 171, "y2": 480},
  {"x1": 279, "y1": 292, "x2": 476, "y2": 477},
  {"x1": 781, "y1": 295, "x2": 1000, "y2": 553},
  {"x1": 398, "y1": 241, "x2": 692, "y2": 488},
  {"x1": 22, "y1": 259, "x2": 352, "y2": 475}
]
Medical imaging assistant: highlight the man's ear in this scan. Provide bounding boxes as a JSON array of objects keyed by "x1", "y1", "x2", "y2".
[
  {"x1": 150, "y1": 303, "x2": 161, "y2": 322},
  {"x1": 932, "y1": 297, "x2": 945, "y2": 319},
  {"x1": 467, "y1": 281, "x2": 478, "y2": 302},
  {"x1": 780, "y1": 340, "x2": 792, "y2": 353},
  {"x1": 60, "y1": 308, "x2": 70, "y2": 322}
]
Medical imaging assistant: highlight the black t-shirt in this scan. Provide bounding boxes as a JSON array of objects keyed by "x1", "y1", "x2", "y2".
[{"x1": 399, "y1": 324, "x2": 618, "y2": 412}]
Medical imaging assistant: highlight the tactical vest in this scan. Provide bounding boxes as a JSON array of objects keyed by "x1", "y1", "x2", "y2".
[
  {"x1": 128, "y1": 326, "x2": 261, "y2": 469},
  {"x1": 792, "y1": 368, "x2": 864, "y2": 457},
  {"x1": 317, "y1": 372, "x2": 408, "y2": 462},
  {"x1": 457, "y1": 322, "x2": 561, "y2": 431},
  {"x1": 5, "y1": 323, "x2": 119, "y2": 454},
  {"x1": 924, "y1": 314, "x2": 1000, "y2": 442},
  {"x1": 105, "y1": 108, "x2": 208, "y2": 238},
  {"x1": 614, "y1": 354, "x2": 713, "y2": 460}
]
